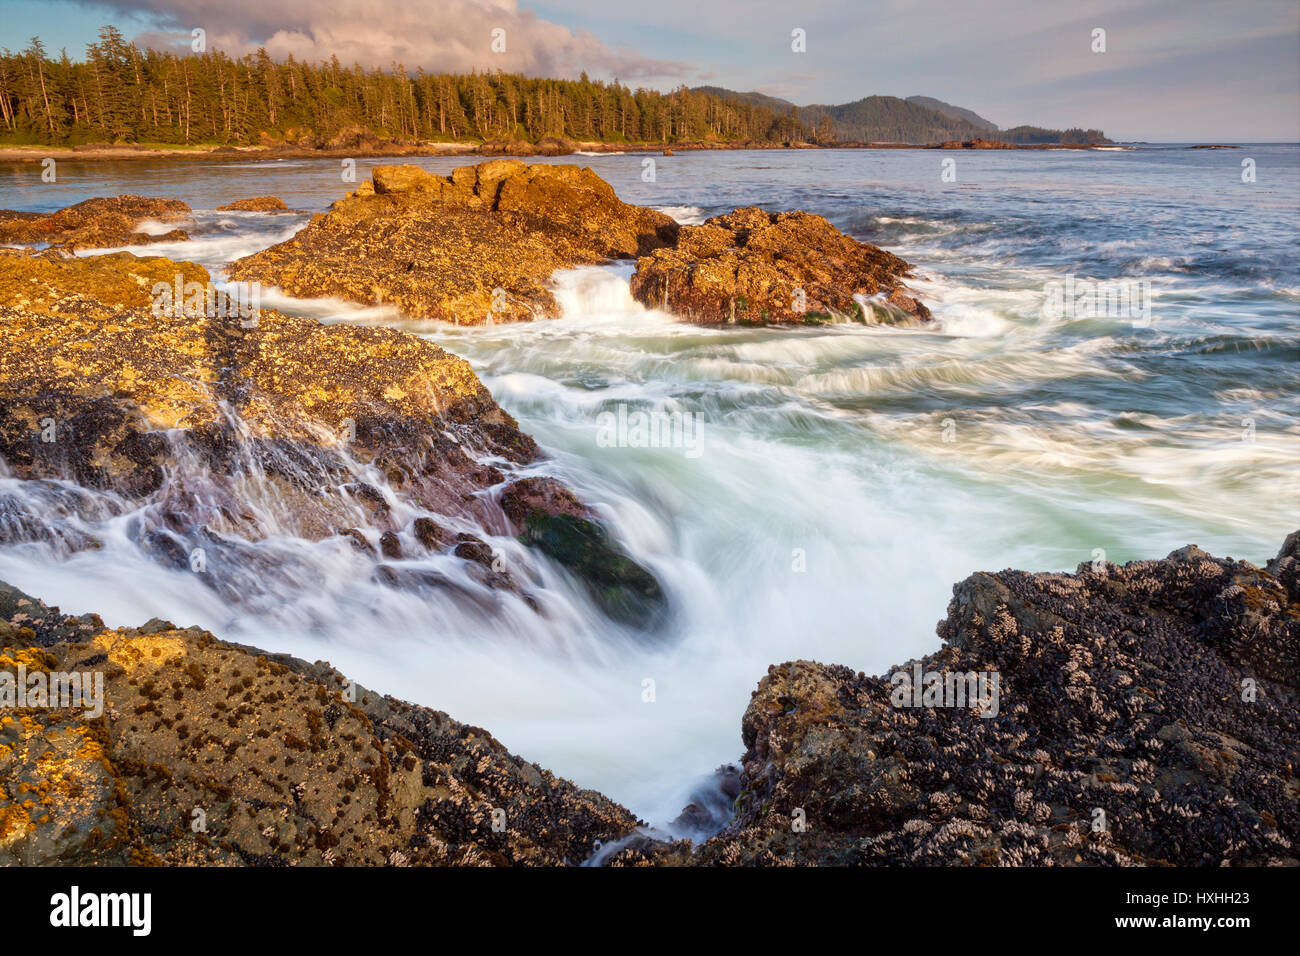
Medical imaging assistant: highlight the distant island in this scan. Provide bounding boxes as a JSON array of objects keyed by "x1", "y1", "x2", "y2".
[{"x1": 0, "y1": 26, "x2": 1110, "y2": 155}]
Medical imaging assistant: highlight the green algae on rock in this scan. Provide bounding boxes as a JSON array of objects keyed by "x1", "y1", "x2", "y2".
[
  {"x1": 499, "y1": 476, "x2": 667, "y2": 628},
  {"x1": 520, "y1": 512, "x2": 666, "y2": 629}
]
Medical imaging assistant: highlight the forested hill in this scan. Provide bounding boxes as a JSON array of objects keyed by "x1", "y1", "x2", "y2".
[
  {"x1": 0, "y1": 27, "x2": 808, "y2": 147},
  {"x1": 692, "y1": 86, "x2": 1112, "y2": 145},
  {"x1": 799, "y1": 96, "x2": 990, "y2": 143},
  {"x1": 904, "y1": 95, "x2": 997, "y2": 132}
]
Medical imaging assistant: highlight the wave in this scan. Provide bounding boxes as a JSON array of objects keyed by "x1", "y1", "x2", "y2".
[
  {"x1": 657, "y1": 205, "x2": 706, "y2": 225},
  {"x1": 79, "y1": 214, "x2": 310, "y2": 268}
]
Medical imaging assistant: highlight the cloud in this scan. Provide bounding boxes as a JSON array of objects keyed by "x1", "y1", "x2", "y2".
[
  {"x1": 98, "y1": 0, "x2": 692, "y2": 80},
  {"x1": 53, "y1": 0, "x2": 1300, "y2": 137}
]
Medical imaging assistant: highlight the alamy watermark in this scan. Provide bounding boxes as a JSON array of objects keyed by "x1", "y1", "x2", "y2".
[
  {"x1": 1042, "y1": 274, "x2": 1153, "y2": 327},
  {"x1": 152, "y1": 273, "x2": 262, "y2": 327},
  {"x1": 1, "y1": 665, "x2": 104, "y2": 718},
  {"x1": 596, "y1": 403, "x2": 704, "y2": 458},
  {"x1": 49, "y1": 886, "x2": 150, "y2": 936},
  {"x1": 890, "y1": 663, "x2": 1000, "y2": 718}
]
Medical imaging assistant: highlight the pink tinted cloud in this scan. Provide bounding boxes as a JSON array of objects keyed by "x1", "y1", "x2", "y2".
[{"x1": 114, "y1": 0, "x2": 691, "y2": 80}]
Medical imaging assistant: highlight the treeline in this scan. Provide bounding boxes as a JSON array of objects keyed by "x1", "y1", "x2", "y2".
[
  {"x1": 998, "y1": 125, "x2": 1112, "y2": 145},
  {"x1": 0, "y1": 26, "x2": 810, "y2": 147}
]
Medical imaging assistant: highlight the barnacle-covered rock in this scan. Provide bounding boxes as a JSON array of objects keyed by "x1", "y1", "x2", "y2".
[
  {"x1": 686, "y1": 533, "x2": 1300, "y2": 866},
  {"x1": 0, "y1": 583, "x2": 642, "y2": 866}
]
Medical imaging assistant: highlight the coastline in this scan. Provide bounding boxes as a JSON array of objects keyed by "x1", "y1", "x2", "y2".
[{"x1": 0, "y1": 138, "x2": 1121, "y2": 166}]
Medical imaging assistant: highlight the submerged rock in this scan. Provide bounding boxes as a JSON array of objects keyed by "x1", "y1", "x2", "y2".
[
  {"x1": 229, "y1": 160, "x2": 679, "y2": 324},
  {"x1": 0, "y1": 583, "x2": 641, "y2": 866},
  {"x1": 685, "y1": 533, "x2": 1300, "y2": 866},
  {"x1": 0, "y1": 195, "x2": 191, "y2": 251},
  {"x1": 630, "y1": 206, "x2": 931, "y2": 325},
  {"x1": 500, "y1": 477, "x2": 666, "y2": 629},
  {"x1": 518, "y1": 512, "x2": 666, "y2": 629}
]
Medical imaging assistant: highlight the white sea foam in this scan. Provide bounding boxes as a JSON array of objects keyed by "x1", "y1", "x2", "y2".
[{"x1": 657, "y1": 205, "x2": 706, "y2": 225}]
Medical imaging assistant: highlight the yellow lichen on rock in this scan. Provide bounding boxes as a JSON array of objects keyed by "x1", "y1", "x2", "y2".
[
  {"x1": 0, "y1": 249, "x2": 210, "y2": 319},
  {"x1": 94, "y1": 629, "x2": 186, "y2": 673}
]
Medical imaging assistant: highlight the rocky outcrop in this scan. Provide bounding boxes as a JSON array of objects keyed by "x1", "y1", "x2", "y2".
[
  {"x1": 630, "y1": 206, "x2": 931, "y2": 325},
  {"x1": 0, "y1": 196, "x2": 190, "y2": 250},
  {"x1": 470, "y1": 137, "x2": 575, "y2": 157},
  {"x1": 228, "y1": 160, "x2": 679, "y2": 324},
  {"x1": 473, "y1": 139, "x2": 536, "y2": 156},
  {"x1": 936, "y1": 137, "x2": 1015, "y2": 149},
  {"x1": 686, "y1": 535, "x2": 1299, "y2": 866},
  {"x1": 229, "y1": 161, "x2": 929, "y2": 328},
  {"x1": 535, "y1": 136, "x2": 577, "y2": 156},
  {"x1": 326, "y1": 125, "x2": 383, "y2": 151},
  {"x1": 0, "y1": 249, "x2": 665, "y2": 628},
  {"x1": 216, "y1": 196, "x2": 290, "y2": 213},
  {"x1": 0, "y1": 583, "x2": 640, "y2": 865}
]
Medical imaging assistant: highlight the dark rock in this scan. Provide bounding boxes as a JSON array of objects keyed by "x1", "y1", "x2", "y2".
[
  {"x1": 686, "y1": 532, "x2": 1300, "y2": 866},
  {"x1": 412, "y1": 516, "x2": 450, "y2": 551},
  {"x1": 379, "y1": 531, "x2": 403, "y2": 560},
  {"x1": 500, "y1": 476, "x2": 590, "y2": 526}
]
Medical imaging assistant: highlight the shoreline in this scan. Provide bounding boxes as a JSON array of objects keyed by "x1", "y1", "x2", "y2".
[{"x1": 0, "y1": 138, "x2": 1125, "y2": 165}]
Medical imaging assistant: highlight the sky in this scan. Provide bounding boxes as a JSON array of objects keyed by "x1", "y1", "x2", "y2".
[{"x1": 1, "y1": 0, "x2": 1297, "y2": 141}]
